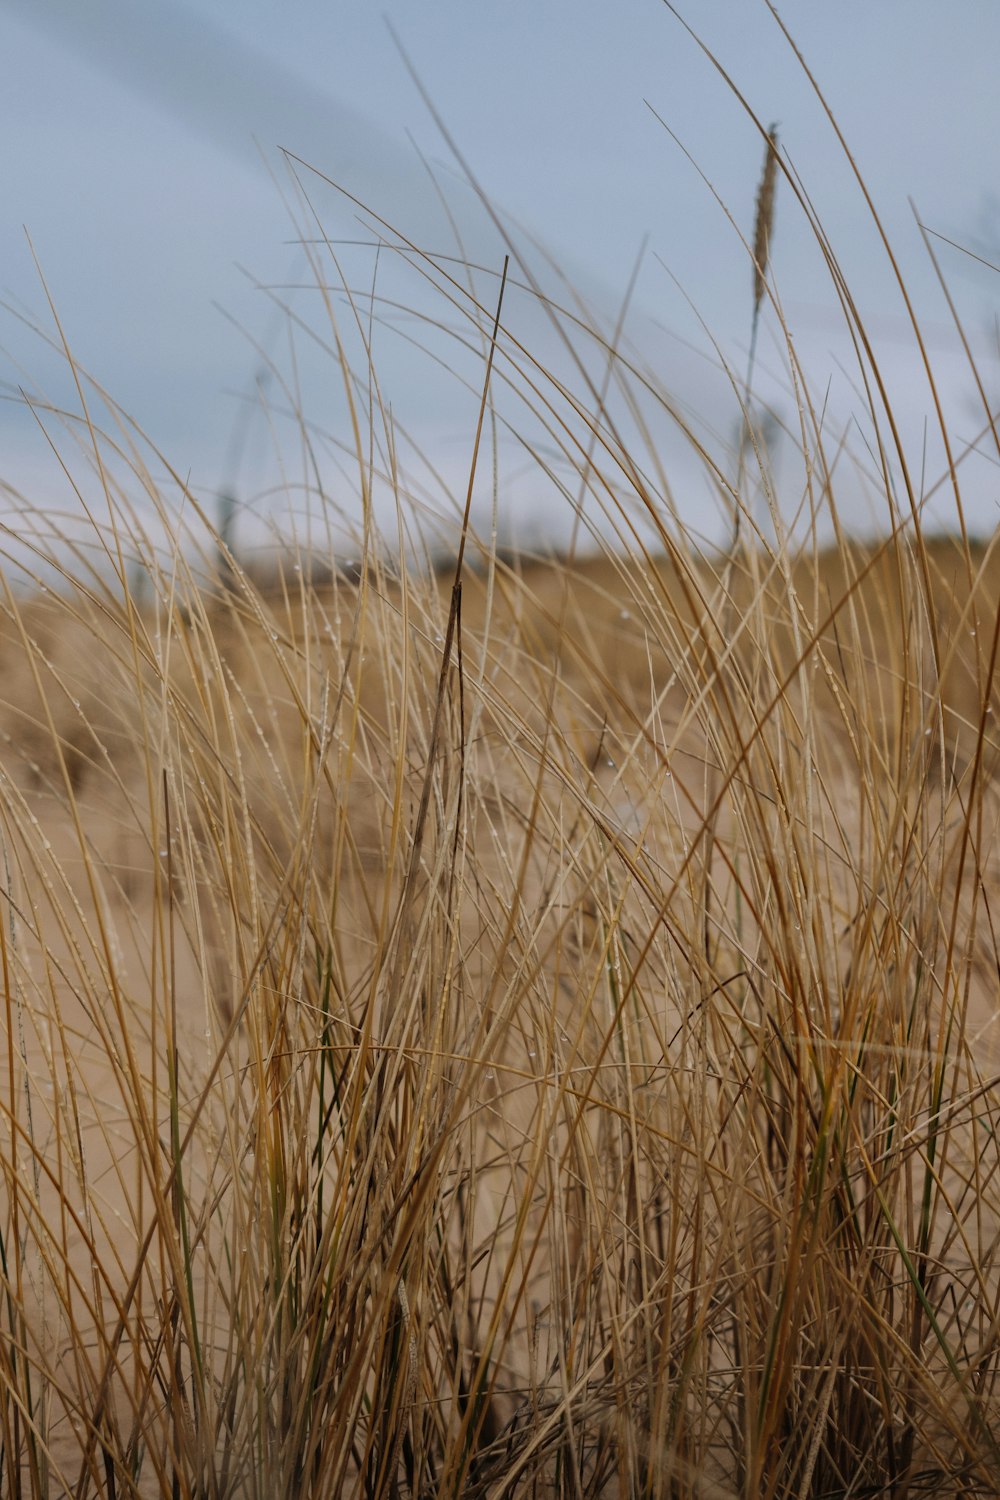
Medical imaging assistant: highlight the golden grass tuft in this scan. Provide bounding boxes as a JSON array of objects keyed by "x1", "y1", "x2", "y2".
[{"x1": 2, "y1": 26, "x2": 1000, "y2": 1500}]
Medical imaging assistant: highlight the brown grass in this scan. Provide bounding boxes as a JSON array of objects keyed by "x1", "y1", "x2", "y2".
[{"x1": 2, "y1": 21, "x2": 1000, "y2": 1498}]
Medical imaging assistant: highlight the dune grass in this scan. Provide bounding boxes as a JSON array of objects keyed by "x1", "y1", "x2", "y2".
[{"x1": 3, "y1": 23, "x2": 1000, "y2": 1499}]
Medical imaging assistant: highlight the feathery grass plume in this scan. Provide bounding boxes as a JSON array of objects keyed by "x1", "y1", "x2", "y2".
[{"x1": 752, "y1": 121, "x2": 780, "y2": 321}]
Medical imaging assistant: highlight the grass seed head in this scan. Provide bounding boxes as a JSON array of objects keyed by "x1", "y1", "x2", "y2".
[{"x1": 753, "y1": 121, "x2": 780, "y2": 314}]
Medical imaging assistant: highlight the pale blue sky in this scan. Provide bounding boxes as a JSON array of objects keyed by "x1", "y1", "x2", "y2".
[{"x1": 2, "y1": 0, "x2": 998, "y2": 555}]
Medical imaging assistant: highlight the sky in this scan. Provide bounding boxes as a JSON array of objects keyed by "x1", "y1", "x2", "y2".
[{"x1": 2, "y1": 0, "x2": 999, "y2": 566}]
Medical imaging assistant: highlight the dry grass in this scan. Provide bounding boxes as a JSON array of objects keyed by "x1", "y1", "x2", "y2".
[{"x1": 3, "y1": 23, "x2": 1000, "y2": 1499}]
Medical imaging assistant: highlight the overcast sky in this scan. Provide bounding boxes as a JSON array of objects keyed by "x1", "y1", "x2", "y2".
[{"x1": 2, "y1": 0, "x2": 999, "y2": 560}]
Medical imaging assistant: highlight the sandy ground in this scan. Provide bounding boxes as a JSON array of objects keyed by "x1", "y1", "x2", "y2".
[{"x1": 2, "y1": 543, "x2": 1000, "y2": 1493}]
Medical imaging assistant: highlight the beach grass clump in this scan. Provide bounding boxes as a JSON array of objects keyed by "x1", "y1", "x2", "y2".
[{"x1": 2, "y1": 24, "x2": 1000, "y2": 1500}]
